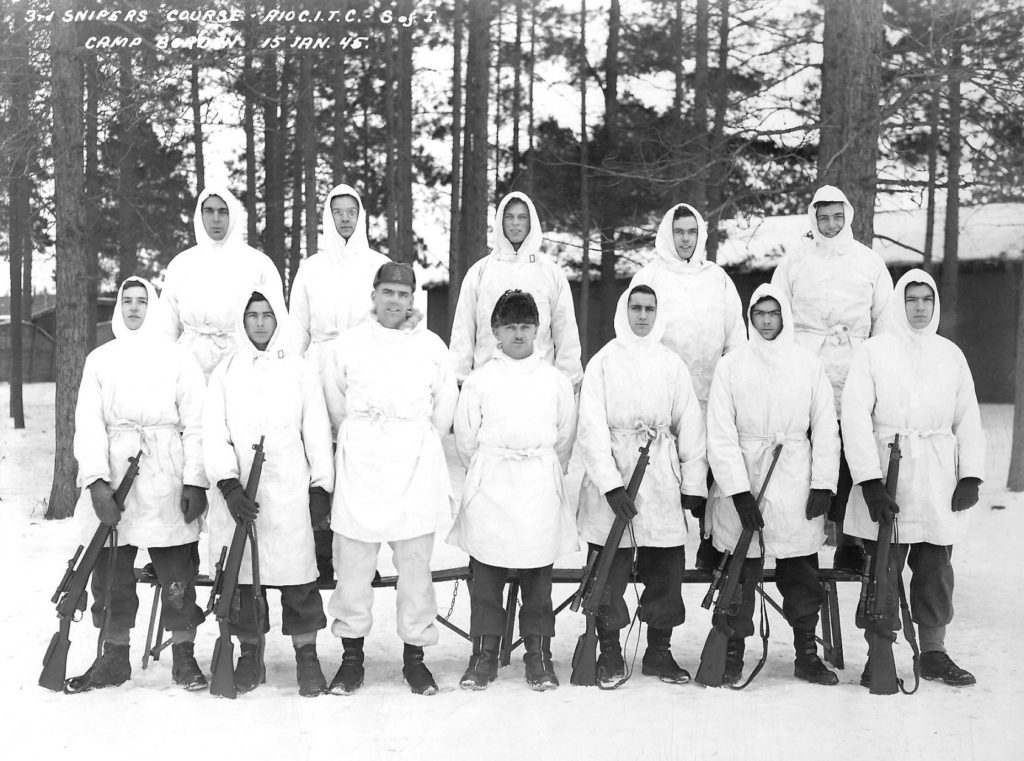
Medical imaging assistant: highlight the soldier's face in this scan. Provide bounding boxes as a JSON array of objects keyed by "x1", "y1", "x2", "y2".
[
  {"x1": 331, "y1": 195, "x2": 360, "y2": 240},
  {"x1": 371, "y1": 282, "x2": 414, "y2": 329},
  {"x1": 201, "y1": 195, "x2": 230, "y2": 241},
  {"x1": 244, "y1": 299, "x2": 277, "y2": 350},
  {"x1": 492, "y1": 321, "x2": 537, "y2": 360},
  {"x1": 904, "y1": 284, "x2": 935, "y2": 329},
  {"x1": 751, "y1": 297, "x2": 783, "y2": 341},
  {"x1": 627, "y1": 292, "x2": 657, "y2": 337},
  {"x1": 502, "y1": 201, "x2": 531, "y2": 247},
  {"x1": 672, "y1": 216, "x2": 699, "y2": 260},
  {"x1": 121, "y1": 285, "x2": 148, "y2": 331},
  {"x1": 815, "y1": 202, "x2": 845, "y2": 238}
]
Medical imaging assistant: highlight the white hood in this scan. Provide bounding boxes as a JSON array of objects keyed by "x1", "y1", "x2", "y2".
[
  {"x1": 490, "y1": 192, "x2": 544, "y2": 261},
  {"x1": 746, "y1": 282, "x2": 795, "y2": 353},
  {"x1": 653, "y1": 203, "x2": 710, "y2": 271},
  {"x1": 233, "y1": 285, "x2": 297, "y2": 359},
  {"x1": 807, "y1": 185, "x2": 856, "y2": 253},
  {"x1": 879, "y1": 267, "x2": 941, "y2": 340},
  {"x1": 112, "y1": 276, "x2": 167, "y2": 340},
  {"x1": 192, "y1": 184, "x2": 250, "y2": 252},
  {"x1": 320, "y1": 183, "x2": 373, "y2": 260},
  {"x1": 612, "y1": 286, "x2": 667, "y2": 347}
]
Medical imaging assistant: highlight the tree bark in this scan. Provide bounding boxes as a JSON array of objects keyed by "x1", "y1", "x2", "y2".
[
  {"x1": 692, "y1": 0, "x2": 710, "y2": 215},
  {"x1": 191, "y1": 60, "x2": 205, "y2": 193},
  {"x1": 493, "y1": 6, "x2": 502, "y2": 195},
  {"x1": 1009, "y1": 261, "x2": 1024, "y2": 491},
  {"x1": 332, "y1": 2, "x2": 349, "y2": 183},
  {"x1": 940, "y1": 35, "x2": 962, "y2": 343},
  {"x1": 47, "y1": 1, "x2": 89, "y2": 519},
  {"x1": 384, "y1": 25, "x2": 399, "y2": 256},
  {"x1": 243, "y1": 1, "x2": 258, "y2": 242},
  {"x1": 579, "y1": 0, "x2": 590, "y2": 359},
  {"x1": 923, "y1": 84, "x2": 940, "y2": 274},
  {"x1": 526, "y1": 6, "x2": 536, "y2": 197},
  {"x1": 84, "y1": 56, "x2": 99, "y2": 349},
  {"x1": 396, "y1": 0, "x2": 415, "y2": 263},
  {"x1": 705, "y1": 0, "x2": 729, "y2": 262},
  {"x1": 597, "y1": 0, "x2": 620, "y2": 344},
  {"x1": 818, "y1": 0, "x2": 883, "y2": 245},
  {"x1": 116, "y1": 50, "x2": 139, "y2": 284},
  {"x1": 453, "y1": 0, "x2": 493, "y2": 324},
  {"x1": 298, "y1": 49, "x2": 317, "y2": 287},
  {"x1": 7, "y1": 1, "x2": 29, "y2": 427},
  {"x1": 671, "y1": 0, "x2": 684, "y2": 179},
  {"x1": 263, "y1": 51, "x2": 287, "y2": 278},
  {"x1": 511, "y1": 0, "x2": 524, "y2": 183},
  {"x1": 448, "y1": 0, "x2": 465, "y2": 322}
]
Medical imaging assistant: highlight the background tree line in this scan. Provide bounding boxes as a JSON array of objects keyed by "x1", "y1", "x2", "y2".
[{"x1": 1, "y1": 0, "x2": 1023, "y2": 517}]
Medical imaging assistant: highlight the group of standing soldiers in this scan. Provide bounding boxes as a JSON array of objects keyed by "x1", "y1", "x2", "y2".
[{"x1": 61, "y1": 178, "x2": 984, "y2": 698}]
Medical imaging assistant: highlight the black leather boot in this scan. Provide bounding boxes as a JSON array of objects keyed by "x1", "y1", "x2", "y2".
[
  {"x1": 171, "y1": 641, "x2": 207, "y2": 691},
  {"x1": 460, "y1": 635, "x2": 500, "y2": 690},
  {"x1": 641, "y1": 627, "x2": 690, "y2": 684},
  {"x1": 295, "y1": 643, "x2": 327, "y2": 697},
  {"x1": 523, "y1": 635, "x2": 559, "y2": 691},
  {"x1": 329, "y1": 636, "x2": 365, "y2": 695},
  {"x1": 793, "y1": 629, "x2": 838, "y2": 685},
  {"x1": 64, "y1": 642, "x2": 131, "y2": 694},
  {"x1": 402, "y1": 643, "x2": 438, "y2": 695},
  {"x1": 596, "y1": 627, "x2": 624, "y2": 685}
]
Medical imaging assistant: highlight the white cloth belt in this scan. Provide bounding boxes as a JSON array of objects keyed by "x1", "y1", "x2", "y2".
[
  {"x1": 876, "y1": 426, "x2": 954, "y2": 460},
  {"x1": 183, "y1": 322, "x2": 231, "y2": 338},
  {"x1": 348, "y1": 408, "x2": 425, "y2": 428},
  {"x1": 739, "y1": 431, "x2": 805, "y2": 456},
  {"x1": 798, "y1": 323, "x2": 867, "y2": 346},
  {"x1": 108, "y1": 421, "x2": 180, "y2": 456},
  {"x1": 477, "y1": 442, "x2": 550, "y2": 461},
  {"x1": 610, "y1": 421, "x2": 671, "y2": 441},
  {"x1": 311, "y1": 330, "x2": 339, "y2": 344}
]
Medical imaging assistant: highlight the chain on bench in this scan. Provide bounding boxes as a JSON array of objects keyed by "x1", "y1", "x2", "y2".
[{"x1": 441, "y1": 579, "x2": 460, "y2": 621}]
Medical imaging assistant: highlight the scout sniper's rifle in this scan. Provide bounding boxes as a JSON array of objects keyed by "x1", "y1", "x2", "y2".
[
  {"x1": 209, "y1": 436, "x2": 267, "y2": 699},
  {"x1": 39, "y1": 450, "x2": 143, "y2": 692},
  {"x1": 570, "y1": 433, "x2": 655, "y2": 686},
  {"x1": 855, "y1": 434, "x2": 919, "y2": 695},
  {"x1": 694, "y1": 443, "x2": 783, "y2": 688}
]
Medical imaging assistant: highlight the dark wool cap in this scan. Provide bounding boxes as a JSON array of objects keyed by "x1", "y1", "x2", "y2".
[
  {"x1": 491, "y1": 289, "x2": 540, "y2": 328},
  {"x1": 373, "y1": 261, "x2": 416, "y2": 289}
]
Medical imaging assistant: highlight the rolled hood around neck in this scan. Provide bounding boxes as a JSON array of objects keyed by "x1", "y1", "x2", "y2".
[
  {"x1": 654, "y1": 203, "x2": 709, "y2": 269},
  {"x1": 321, "y1": 183, "x2": 372, "y2": 258},
  {"x1": 882, "y1": 268, "x2": 941, "y2": 339},
  {"x1": 807, "y1": 185, "x2": 855, "y2": 249},
  {"x1": 613, "y1": 285, "x2": 666, "y2": 346},
  {"x1": 112, "y1": 276, "x2": 166, "y2": 340},
  {"x1": 234, "y1": 285, "x2": 293, "y2": 357},
  {"x1": 746, "y1": 282, "x2": 795, "y2": 350},
  {"x1": 192, "y1": 184, "x2": 248, "y2": 250},
  {"x1": 491, "y1": 191, "x2": 544, "y2": 260}
]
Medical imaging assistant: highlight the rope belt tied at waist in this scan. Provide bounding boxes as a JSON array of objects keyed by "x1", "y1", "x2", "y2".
[
  {"x1": 797, "y1": 323, "x2": 868, "y2": 346},
  {"x1": 739, "y1": 431, "x2": 806, "y2": 456},
  {"x1": 610, "y1": 421, "x2": 671, "y2": 440},
  {"x1": 108, "y1": 421, "x2": 180, "y2": 456},
  {"x1": 183, "y1": 322, "x2": 232, "y2": 338},
  {"x1": 348, "y1": 408, "x2": 425, "y2": 428},
  {"x1": 477, "y1": 442, "x2": 550, "y2": 461},
  {"x1": 877, "y1": 426, "x2": 954, "y2": 459}
]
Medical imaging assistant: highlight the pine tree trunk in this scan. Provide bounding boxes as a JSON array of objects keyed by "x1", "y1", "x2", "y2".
[
  {"x1": 671, "y1": 0, "x2": 684, "y2": 180},
  {"x1": 384, "y1": 26, "x2": 399, "y2": 256},
  {"x1": 818, "y1": 0, "x2": 882, "y2": 245},
  {"x1": 263, "y1": 51, "x2": 287, "y2": 277},
  {"x1": 511, "y1": 0, "x2": 523, "y2": 183},
  {"x1": 47, "y1": 1, "x2": 88, "y2": 520},
  {"x1": 597, "y1": 0, "x2": 620, "y2": 345},
  {"x1": 116, "y1": 50, "x2": 139, "y2": 284},
  {"x1": 243, "y1": 3, "x2": 258, "y2": 242},
  {"x1": 923, "y1": 84, "x2": 940, "y2": 274},
  {"x1": 526, "y1": 6, "x2": 536, "y2": 197},
  {"x1": 397, "y1": 0, "x2": 415, "y2": 264},
  {"x1": 298, "y1": 50, "x2": 317, "y2": 286},
  {"x1": 579, "y1": 0, "x2": 590, "y2": 359},
  {"x1": 84, "y1": 56, "x2": 99, "y2": 349},
  {"x1": 1009, "y1": 262, "x2": 1024, "y2": 491},
  {"x1": 448, "y1": 0, "x2": 465, "y2": 322},
  {"x1": 705, "y1": 0, "x2": 729, "y2": 263},
  {"x1": 332, "y1": 3, "x2": 349, "y2": 184},
  {"x1": 940, "y1": 38, "x2": 961, "y2": 343},
  {"x1": 191, "y1": 60, "x2": 205, "y2": 193},
  {"x1": 692, "y1": 0, "x2": 710, "y2": 215},
  {"x1": 454, "y1": 0, "x2": 492, "y2": 317},
  {"x1": 7, "y1": 1, "x2": 29, "y2": 427}
]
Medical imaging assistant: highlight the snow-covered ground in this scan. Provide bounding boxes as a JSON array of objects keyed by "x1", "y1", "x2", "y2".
[{"x1": 2, "y1": 382, "x2": 1022, "y2": 760}]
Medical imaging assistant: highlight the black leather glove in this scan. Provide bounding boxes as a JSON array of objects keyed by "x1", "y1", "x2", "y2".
[
  {"x1": 309, "y1": 486, "x2": 331, "y2": 527},
  {"x1": 605, "y1": 487, "x2": 637, "y2": 520},
  {"x1": 680, "y1": 494, "x2": 706, "y2": 519},
  {"x1": 180, "y1": 485, "x2": 208, "y2": 523},
  {"x1": 218, "y1": 477, "x2": 259, "y2": 523},
  {"x1": 732, "y1": 491, "x2": 764, "y2": 531},
  {"x1": 805, "y1": 488, "x2": 831, "y2": 520},
  {"x1": 860, "y1": 479, "x2": 899, "y2": 524},
  {"x1": 951, "y1": 477, "x2": 981, "y2": 512},
  {"x1": 89, "y1": 480, "x2": 121, "y2": 527}
]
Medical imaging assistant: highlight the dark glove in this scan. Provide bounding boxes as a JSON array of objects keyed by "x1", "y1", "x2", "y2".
[
  {"x1": 805, "y1": 488, "x2": 832, "y2": 520},
  {"x1": 89, "y1": 480, "x2": 121, "y2": 527},
  {"x1": 951, "y1": 477, "x2": 981, "y2": 512},
  {"x1": 732, "y1": 491, "x2": 764, "y2": 531},
  {"x1": 309, "y1": 486, "x2": 331, "y2": 527},
  {"x1": 180, "y1": 485, "x2": 208, "y2": 523},
  {"x1": 218, "y1": 477, "x2": 259, "y2": 523},
  {"x1": 860, "y1": 479, "x2": 899, "y2": 524},
  {"x1": 605, "y1": 487, "x2": 637, "y2": 520},
  {"x1": 680, "y1": 494, "x2": 706, "y2": 519}
]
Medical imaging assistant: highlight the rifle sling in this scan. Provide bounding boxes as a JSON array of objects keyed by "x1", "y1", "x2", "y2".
[
  {"x1": 894, "y1": 536, "x2": 921, "y2": 695},
  {"x1": 730, "y1": 531, "x2": 769, "y2": 691}
]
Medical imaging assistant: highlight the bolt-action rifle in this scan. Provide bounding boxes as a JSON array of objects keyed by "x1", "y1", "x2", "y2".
[
  {"x1": 209, "y1": 436, "x2": 266, "y2": 699},
  {"x1": 39, "y1": 450, "x2": 143, "y2": 692},
  {"x1": 695, "y1": 443, "x2": 783, "y2": 688},
  {"x1": 570, "y1": 433, "x2": 654, "y2": 686}
]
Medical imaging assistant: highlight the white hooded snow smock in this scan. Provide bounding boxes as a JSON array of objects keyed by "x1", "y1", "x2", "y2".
[
  {"x1": 163, "y1": 185, "x2": 285, "y2": 380},
  {"x1": 629, "y1": 203, "x2": 745, "y2": 408},
  {"x1": 841, "y1": 269, "x2": 985, "y2": 546},
  {"x1": 289, "y1": 184, "x2": 392, "y2": 371},
  {"x1": 770, "y1": 185, "x2": 893, "y2": 412},
  {"x1": 324, "y1": 314, "x2": 458, "y2": 543},
  {"x1": 73, "y1": 277, "x2": 207, "y2": 548},
  {"x1": 447, "y1": 349, "x2": 578, "y2": 568},
  {"x1": 707, "y1": 283, "x2": 840, "y2": 559},
  {"x1": 203, "y1": 287, "x2": 334, "y2": 585},
  {"x1": 449, "y1": 192, "x2": 583, "y2": 387},
  {"x1": 577, "y1": 288, "x2": 708, "y2": 548}
]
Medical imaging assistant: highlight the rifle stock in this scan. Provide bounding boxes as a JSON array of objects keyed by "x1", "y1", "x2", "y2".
[
  {"x1": 695, "y1": 443, "x2": 783, "y2": 688},
  {"x1": 570, "y1": 434, "x2": 654, "y2": 686},
  {"x1": 39, "y1": 450, "x2": 143, "y2": 692},
  {"x1": 209, "y1": 436, "x2": 266, "y2": 699}
]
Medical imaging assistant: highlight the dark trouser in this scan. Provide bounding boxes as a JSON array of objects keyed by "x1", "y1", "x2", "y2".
[
  {"x1": 230, "y1": 582, "x2": 327, "y2": 642},
  {"x1": 588, "y1": 543, "x2": 686, "y2": 631},
  {"x1": 829, "y1": 434, "x2": 854, "y2": 524},
  {"x1": 91, "y1": 542, "x2": 203, "y2": 642},
  {"x1": 725, "y1": 553, "x2": 824, "y2": 639},
  {"x1": 468, "y1": 557, "x2": 554, "y2": 637},
  {"x1": 314, "y1": 528, "x2": 334, "y2": 581},
  {"x1": 861, "y1": 541, "x2": 954, "y2": 652}
]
